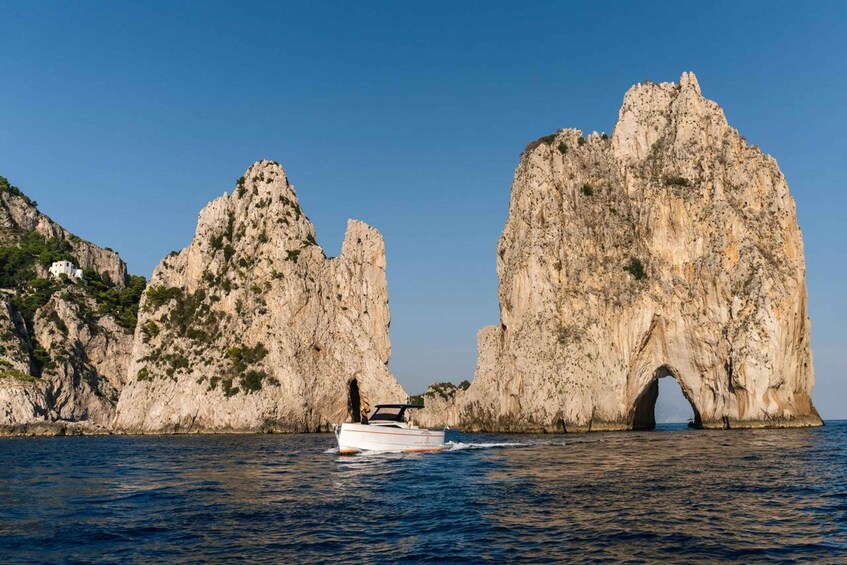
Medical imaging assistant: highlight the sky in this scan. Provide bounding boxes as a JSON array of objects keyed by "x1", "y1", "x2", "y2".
[{"x1": 1, "y1": 1, "x2": 844, "y2": 418}]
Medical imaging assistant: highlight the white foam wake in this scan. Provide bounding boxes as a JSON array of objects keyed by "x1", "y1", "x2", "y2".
[{"x1": 442, "y1": 441, "x2": 529, "y2": 451}]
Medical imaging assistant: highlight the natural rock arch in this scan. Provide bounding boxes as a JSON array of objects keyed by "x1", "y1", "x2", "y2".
[
  {"x1": 631, "y1": 366, "x2": 702, "y2": 430},
  {"x1": 424, "y1": 72, "x2": 823, "y2": 433}
]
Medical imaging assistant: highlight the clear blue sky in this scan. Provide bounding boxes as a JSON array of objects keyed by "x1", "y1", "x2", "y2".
[{"x1": 1, "y1": 1, "x2": 844, "y2": 418}]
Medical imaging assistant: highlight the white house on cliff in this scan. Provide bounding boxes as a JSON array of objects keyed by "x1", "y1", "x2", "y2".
[{"x1": 49, "y1": 260, "x2": 84, "y2": 280}]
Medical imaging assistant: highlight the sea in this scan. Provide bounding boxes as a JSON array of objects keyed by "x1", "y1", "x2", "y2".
[{"x1": 1, "y1": 422, "x2": 845, "y2": 563}]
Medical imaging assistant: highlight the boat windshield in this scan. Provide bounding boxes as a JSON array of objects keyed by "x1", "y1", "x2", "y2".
[{"x1": 370, "y1": 407, "x2": 405, "y2": 422}]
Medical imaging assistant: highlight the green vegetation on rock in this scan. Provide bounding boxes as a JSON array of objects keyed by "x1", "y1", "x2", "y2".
[
  {"x1": 82, "y1": 270, "x2": 146, "y2": 330},
  {"x1": 523, "y1": 133, "x2": 559, "y2": 154},
  {"x1": 623, "y1": 257, "x2": 647, "y2": 280},
  {"x1": 426, "y1": 381, "x2": 463, "y2": 400},
  {"x1": 0, "y1": 176, "x2": 37, "y2": 208},
  {"x1": 0, "y1": 368, "x2": 38, "y2": 382},
  {"x1": 145, "y1": 286, "x2": 181, "y2": 310},
  {"x1": 664, "y1": 176, "x2": 691, "y2": 187},
  {"x1": 0, "y1": 232, "x2": 75, "y2": 288},
  {"x1": 226, "y1": 343, "x2": 268, "y2": 374},
  {"x1": 0, "y1": 177, "x2": 147, "y2": 334}
]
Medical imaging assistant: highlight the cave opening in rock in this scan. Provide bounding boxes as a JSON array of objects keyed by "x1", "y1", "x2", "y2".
[
  {"x1": 632, "y1": 367, "x2": 702, "y2": 430},
  {"x1": 348, "y1": 379, "x2": 361, "y2": 423}
]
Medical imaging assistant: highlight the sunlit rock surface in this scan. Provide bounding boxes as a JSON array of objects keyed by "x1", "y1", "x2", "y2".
[
  {"x1": 0, "y1": 182, "x2": 136, "y2": 434},
  {"x1": 423, "y1": 72, "x2": 822, "y2": 432},
  {"x1": 114, "y1": 161, "x2": 406, "y2": 432}
]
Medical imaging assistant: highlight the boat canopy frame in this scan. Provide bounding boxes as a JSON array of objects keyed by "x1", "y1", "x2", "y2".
[{"x1": 370, "y1": 404, "x2": 424, "y2": 423}]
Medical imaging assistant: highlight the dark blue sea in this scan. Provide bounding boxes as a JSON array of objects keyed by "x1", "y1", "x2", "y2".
[{"x1": 1, "y1": 422, "x2": 845, "y2": 563}]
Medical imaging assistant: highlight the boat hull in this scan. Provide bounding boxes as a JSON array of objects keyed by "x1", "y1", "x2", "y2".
[{"x1": 335, "y1": 423, "x2": 445, "y2": 454}]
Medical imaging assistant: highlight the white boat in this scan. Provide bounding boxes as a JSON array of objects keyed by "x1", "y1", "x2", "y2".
[{"x1": 334, "y1": 404, "x2": 445, "y2": 454}]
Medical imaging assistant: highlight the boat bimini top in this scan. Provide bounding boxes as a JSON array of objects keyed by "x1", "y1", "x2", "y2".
[{"x1": 367, "y1": 404, "x2": 424, "y2": 427}]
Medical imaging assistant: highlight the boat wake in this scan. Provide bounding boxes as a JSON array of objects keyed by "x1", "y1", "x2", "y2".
[
  {"x1": 442, "y1": 441, "x2": 530, "y2": 451},
  {"x1": 326, "y1": 439, "x2": 564, "y2": 455}
]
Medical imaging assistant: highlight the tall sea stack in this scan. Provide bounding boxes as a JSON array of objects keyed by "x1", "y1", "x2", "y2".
[
  {"x1": 114, "y1": 161, "x2": 406, "y2": 432},
  {"x1": 421, "y1": 72, "x2": 822, "y2": 432}
]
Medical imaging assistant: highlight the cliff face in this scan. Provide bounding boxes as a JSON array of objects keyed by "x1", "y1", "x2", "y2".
[
  {"x1": 0, "y1": 188, "x2": 127, "y2": 287},
  {"x1": 428, "y1": 72, "x2": 821, "y2": 432},
  {"x1": 0, "y1": 288, "x2": 135, "y2": 433},
  {"x1": 114, "y1": 161, "x2": 406, "y2": 432},
  {"x1": 0, "y1": 178, "x2": 141, "y2": 433}
]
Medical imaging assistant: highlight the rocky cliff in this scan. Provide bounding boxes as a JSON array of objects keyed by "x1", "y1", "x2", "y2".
[
  {"x1": 0, "y1": 177, "x2": 144, "y2": 434},
  {"x1": 113, "y1": 161, "x2": 406, "y2": 432},
  {"x1": 411, "y1": 381, "x2": 468, "y2": 430},
  {"x1": 424, "y1": 72, "x2": 822, "y2": 432},
  {"x1": 0, "y1": 183, "x2": 127, "y2": 287}
]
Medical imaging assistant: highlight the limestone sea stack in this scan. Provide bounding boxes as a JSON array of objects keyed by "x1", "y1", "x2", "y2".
[
  {"x1": 114, "y1": 161, "x2": 406, "y2": 432},
  {"x1": 422, "y1": 72, "x2": 822, "y2": 432}
]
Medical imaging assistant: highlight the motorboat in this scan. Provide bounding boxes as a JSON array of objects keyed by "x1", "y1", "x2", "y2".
[{"x1": 334, "y1": 404, "x2": 445, "y2": 454}]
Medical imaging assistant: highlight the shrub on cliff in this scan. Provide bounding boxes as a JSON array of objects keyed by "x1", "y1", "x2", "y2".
[
  {"x1": 523, "y1": 133, "x2": 558, "y2": 154},
  {"x1": 239, "y1": 370, "x2": 268, "y2": 393},
  {"x1": 226, "y1": 343, "x2": 268, "y2": 374},
  {"x1": 0, "y1": 176, "x2": 37, "y2": 208},
  {"x1": 664, "y1": 176, "x2": 691, "y2": 187},
  {"x1": 83, "y1": 270, "x2": 146, "y2": 330},
  {"x1": 0, "y1": 368, "x2": 38, "y2": 382},
  {"x1": 0, "y1": 232, "x2": 75, "y2": 288},
  {"x1": 426, "y1": 382, "x2": 462, "y2": 401},
  {"x1": 145, "y1": 286, "x2": 181, "y2": 309},
  {"x1": 624, "y1": 257, "x2": 647, "y2": 280}
]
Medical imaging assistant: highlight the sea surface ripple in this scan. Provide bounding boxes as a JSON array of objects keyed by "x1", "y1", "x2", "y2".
[{"x1": 1, "y1": 422, "x2": 845, "y2": 563}]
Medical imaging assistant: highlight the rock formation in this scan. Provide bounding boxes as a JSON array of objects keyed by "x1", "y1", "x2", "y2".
[
  {"x1": 113, "y1": 161, "x2": 406, "y2": 433},
  {"x1": 424, "y1": 72, "x2": 822, "y2": 432},
  {"x1": 411, "y1": 381, "x2": 468, "y2": 430},
  {"x1": 0, "y1": 185, "x2": 127, "y2": 287},
  {"x1": 0, "y1": 177, "x2": 143, "y2": 434}
]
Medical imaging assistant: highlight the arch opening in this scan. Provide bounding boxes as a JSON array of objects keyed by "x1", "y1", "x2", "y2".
[
  {"x1": 348, "y1": 379, "x2": 361, "y2": 423},
  {"x1": 632, "y1": 367, "x2": 702, "y2": 430}
]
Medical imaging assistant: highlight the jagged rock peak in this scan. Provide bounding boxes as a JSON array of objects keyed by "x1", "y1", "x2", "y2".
[
  {"x1": 114, "y1": 160, "x2": 406, "y2": 433},
  {"x1": 679, "y1": 70, "x2": 701, "y2": 92}
]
